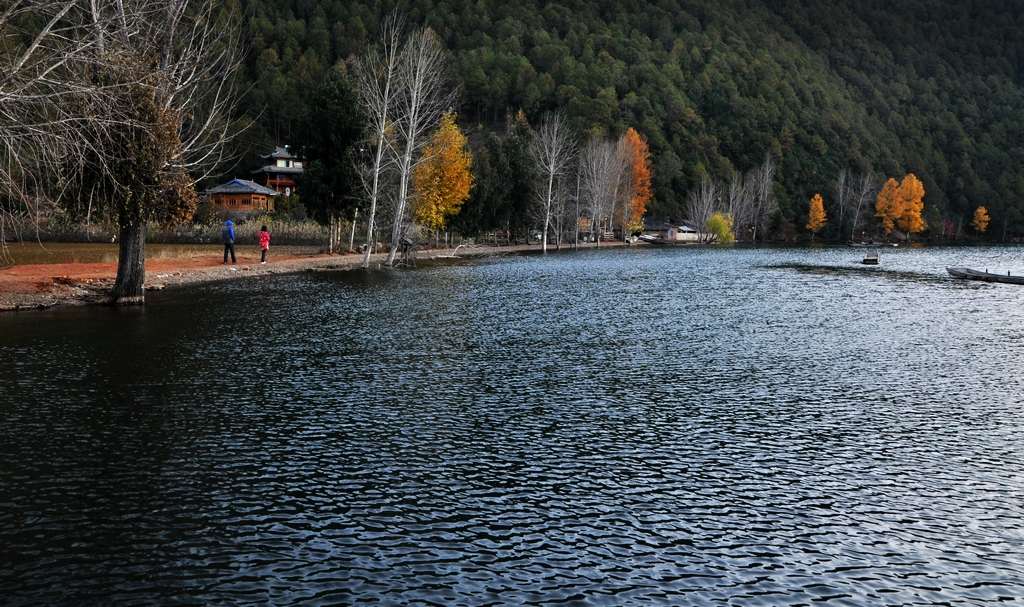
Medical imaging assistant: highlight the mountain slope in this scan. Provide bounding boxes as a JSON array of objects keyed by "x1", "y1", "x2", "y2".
[{"x1": 237, "y1": 0, "x2": 1024, "y2": 237}]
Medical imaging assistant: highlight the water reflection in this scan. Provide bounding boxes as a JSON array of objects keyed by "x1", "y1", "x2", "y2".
[{"x1": 1, "y1": 246, "x2": 1024, "y2": 604}]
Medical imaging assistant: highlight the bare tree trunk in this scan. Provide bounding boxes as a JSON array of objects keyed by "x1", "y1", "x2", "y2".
[
  {"x1": 835, "y1": 169, "x2": 848, "y2": 240},
  {"x1": 349, "y1": 208, "x2": 358, "y2": 252},
  {"x1": 112, "y1": 217, "x2": 146, "y2": 305},
  {"x1": 850, "y1": 171, "x2": 877, "y2": 242},
  {"x1": 356, "y1": 14, "x2": 401, "y2": 269},
  {"x1": 388, "y1": 150, "x2": 413, "y2": 265},
  {"x1": 362, "y1": 133, "x2": 387, "y2": 266},
  {"x1": 574, "y1": 170, "x2": 581, "y2": 249},
  {"x1": 542, "y1": 171, "x2": 553, "y2": 253}
]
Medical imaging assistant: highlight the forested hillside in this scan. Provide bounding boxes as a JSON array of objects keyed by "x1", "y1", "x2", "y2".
[{"x1": 234, "y1": 0, "x2": 1024, "y2": 239}]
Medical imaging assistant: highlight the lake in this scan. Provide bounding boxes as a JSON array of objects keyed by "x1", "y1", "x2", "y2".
[{"x1": 1, "y1": 245, "x2": 1023, "y2": 605}]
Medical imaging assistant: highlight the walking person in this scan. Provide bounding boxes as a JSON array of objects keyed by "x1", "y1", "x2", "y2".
[
  {"x1": 259, "y1": 225, "x2": 271, "y2": 264},
  {"x1": 222, "y1": 219, "x2": 236, "y2": 264}
]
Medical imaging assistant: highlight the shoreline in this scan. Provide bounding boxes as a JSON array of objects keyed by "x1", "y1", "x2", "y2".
[{"x1": 0, "y1": 240, "x2": 629, "y2": 312}]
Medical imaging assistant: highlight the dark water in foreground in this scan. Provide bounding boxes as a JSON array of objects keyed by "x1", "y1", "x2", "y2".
[{"x1": 2, "y1": 246, "x2": 1024, "y2": 605}]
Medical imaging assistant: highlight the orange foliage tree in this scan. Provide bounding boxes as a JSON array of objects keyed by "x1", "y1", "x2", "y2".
[
  {"x1": 875, "y1": 177, "x2": 900, "y2": 235},
  {"x1": 806, "y1": 192, "x2": 826, "y2": 237},
  {"x1": 622, "y1": 127, "x2": 652, "y2": 234},
  {"x1": 413, "y1": 112, "x2": 473, "y2": 230},
  {"x1": 896, "y1": 173, "x2": 926, "y2": 236},
  {"x1": 971, "y1": 206, "x2": 990, "y2": 233}
]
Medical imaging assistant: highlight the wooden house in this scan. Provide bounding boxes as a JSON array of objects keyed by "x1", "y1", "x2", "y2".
[{"x1": 206, "y1": 178, "x2": 279, "y2": 213}]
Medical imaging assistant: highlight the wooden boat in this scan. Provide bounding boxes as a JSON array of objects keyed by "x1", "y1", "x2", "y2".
[{"x1": 947, "y1": 267, "x2": 1024, "y2": 285}]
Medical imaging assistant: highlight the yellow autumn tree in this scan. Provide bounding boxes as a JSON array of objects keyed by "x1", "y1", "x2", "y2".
[
  {"x1": 413, "y1": 112, "x2": 473, "y2": 230},
  {"x1": 623, "y1": 128, "x2": 652, "y2": 233},
  {"x1": 875, "y1": 177, "x2": 901, "y2": 235},
  {"x1": 806, "y1": 192, "x2": 826, "y2": 237},
  {"x1": 972, "y1": 206, "x2": 990, "y2": 233},
  {"x1": 896, "y1": 173, "x2": 926, "y2": 236},
  {"x1": 707, "y1": 212, "x2": 735, "y2": 244}
]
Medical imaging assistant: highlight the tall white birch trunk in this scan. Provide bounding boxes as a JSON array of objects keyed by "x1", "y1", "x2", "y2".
[{"x1": 354, "y1": 14, "x2": 402, "y2": 269}]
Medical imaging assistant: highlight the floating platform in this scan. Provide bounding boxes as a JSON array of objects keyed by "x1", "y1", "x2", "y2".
[{"x1": 947, "y1": 267, "x2": 1024, "y2": 285}]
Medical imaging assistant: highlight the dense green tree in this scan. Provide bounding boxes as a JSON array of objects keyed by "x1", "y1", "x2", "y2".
[
  {"x1": 452, "y1": 114, "x2": 536, "y2": 240},
  {"x1": 296, "y1": 66, "x2": 364, "y2": 225}
]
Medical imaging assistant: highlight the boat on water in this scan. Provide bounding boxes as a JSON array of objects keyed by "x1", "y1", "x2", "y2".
[
  {"x1": 861, "y1": 251, "x2": 879, "y2": 265},
  {"x1": 947, "y1": 267, "x2": 1024, "y2": 285},
  {"x1": 850, "y1": 242, "x2": 899, "y2": 248}
]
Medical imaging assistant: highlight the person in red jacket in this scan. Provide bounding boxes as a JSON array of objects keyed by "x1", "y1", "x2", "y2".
[{"x1": 259, "y1": 225, "x2": 271, "y2": 264}]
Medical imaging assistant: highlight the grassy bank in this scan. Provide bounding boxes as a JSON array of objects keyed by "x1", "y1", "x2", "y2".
[{"x1": 2, "y1": 215, "x2": 346, "y2": 247}]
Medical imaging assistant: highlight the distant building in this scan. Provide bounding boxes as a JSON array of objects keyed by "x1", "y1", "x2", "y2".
[
  {"x1": 206, "y1": 178, "x2": 279, "y2": 213},
  {"x1": 252, "y1": 145, "x2": 303, "y2": 196},
  {"x1": 642, "y1": 218, "x2": 704, "y2": 242}
]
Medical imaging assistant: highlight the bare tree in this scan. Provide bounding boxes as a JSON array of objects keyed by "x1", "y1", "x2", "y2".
[
  {"x1": 579, "y1": 139, "x2": 601, "y2": 244},
  {"x1": 603, "y1": 137, "x2": 629, "y2": 240},
  {"x1": 749, "y1": 155, "x2": 776, "y2": 242},
  {"x1": 611, "y1": 135, "x2": 634, "y2": 242},
  {"x1": 580, "y1": 137, "x2": 617, "y2": 246},
  {"x1": 834, "y1": 168, "x2": 849, "y2": 239},
  {"x1": 687, "y1": 175, "x2": 719, "y2": 242},
  {"x1": 849, "y1": 170, "x2": 878, "y2": 242},
  {"x1": 726, "y1": 170, "x2": 752, "y2": 240},
  {"x1": 353, "y1": 13, "x2": 402, "y2": 268},
  {"x1": 84, "y1": 0, "x2": 242, "y2": 304},
  {"x1": 1, "y1": 0, "x2": 240, "y2": 302},
  {"x1": 530, "y1": 113, "x2": 575, "y2": 254},
  {"x1": 386, "y1": 27, "x2": 453, "y2": 266}
]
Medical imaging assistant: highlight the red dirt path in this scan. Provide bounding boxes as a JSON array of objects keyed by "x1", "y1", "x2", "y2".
[
  {"x1": 0, "y1": 253, "x2": 311, "y2": 295},
  {"x1": 0, "y1": 240, "x2": 628, "y2": 310}
]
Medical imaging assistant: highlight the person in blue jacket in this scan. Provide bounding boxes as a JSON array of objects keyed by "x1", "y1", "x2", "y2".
[{"x1": 222, "y1": 219, "x2": 236, "y2": 264}]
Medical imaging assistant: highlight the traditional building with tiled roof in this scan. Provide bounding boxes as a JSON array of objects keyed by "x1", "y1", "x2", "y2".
[{"x1": 252, "y1": 145, "x2": 303, "y2": 197}]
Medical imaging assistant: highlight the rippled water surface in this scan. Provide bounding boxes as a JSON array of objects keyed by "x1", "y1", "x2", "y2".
[{"x1": 2, "y1": 246, "x2": 1024, "y2": 605}]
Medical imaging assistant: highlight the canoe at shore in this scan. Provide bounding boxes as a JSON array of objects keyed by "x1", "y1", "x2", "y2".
[{"x1": 947, "y1": 267, "x2": 1024, "y2": 285}]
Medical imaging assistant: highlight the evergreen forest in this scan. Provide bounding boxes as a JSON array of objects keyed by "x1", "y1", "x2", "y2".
[{"x1": 232, "y1": 0, "x2": 1024, "y2": 240}]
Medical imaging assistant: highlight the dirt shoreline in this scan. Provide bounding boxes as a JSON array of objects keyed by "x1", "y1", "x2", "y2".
[{"x1": 0, "y1": 241, "x2": 629, "y2": 312}]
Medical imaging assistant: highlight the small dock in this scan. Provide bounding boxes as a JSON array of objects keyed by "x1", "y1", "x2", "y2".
[{"x1": 947, "y1": 267, "x2": 1024, "y2": 285}]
